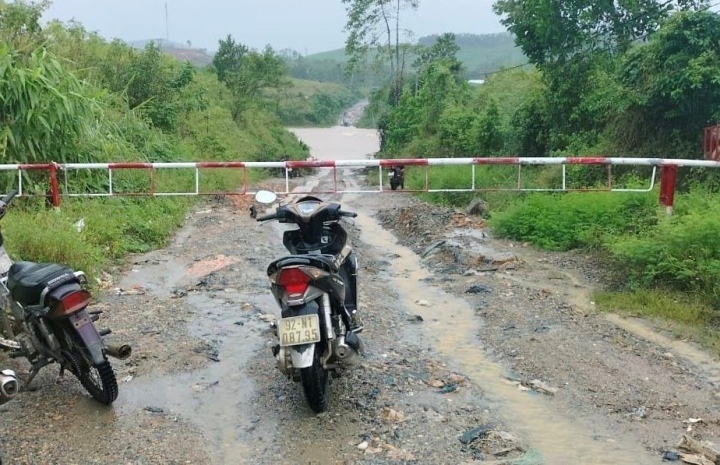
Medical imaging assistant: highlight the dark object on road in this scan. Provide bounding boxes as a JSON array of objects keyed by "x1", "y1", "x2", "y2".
[
  {"x1": 466, "y1": 284, "x2": 492, "y2": 294},
  {"x1": 460, "y1": 425, "x2": 492, "y2": 444}
]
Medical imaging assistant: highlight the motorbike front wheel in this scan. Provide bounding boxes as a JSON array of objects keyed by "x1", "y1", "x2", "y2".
[
  {"x1": 300, "y1": 345, "x2": 329, "y2": 413},
  {"x1": 64, "y1": 349, "x2": 118, "y2": 405}
]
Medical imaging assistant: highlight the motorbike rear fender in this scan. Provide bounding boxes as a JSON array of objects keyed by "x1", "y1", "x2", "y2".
[
  {"x1": 281, "y1": 299, "x2": 320, "y2": 369},
  {"x1": 289, "y1": 344, "x2": 315, "y2": 369},
  {"x1": 67, "y1": 309, "x2": 106, "y2": 365},
  {"x1": 0, "y1": 245, "x2": 12, "y2": 276}
]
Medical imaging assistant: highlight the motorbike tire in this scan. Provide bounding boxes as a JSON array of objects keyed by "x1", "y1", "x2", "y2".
[
  {"x1": 390, "y1": 179, "x2": 399, "y2": 191},
  {"x1": 66, "y1": 349, "x2": 118, "y2": 405},
  {"x1": 300, "y1": 345, "x2": 329, "y2": 413}
]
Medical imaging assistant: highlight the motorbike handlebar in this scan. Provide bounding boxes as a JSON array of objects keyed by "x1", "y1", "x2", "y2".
[
  {"x1": 256, "y1": 213, "x2": 278, "y2": 222},
  {"x1": 339, "y1": 210, "x2": 358, "y2": 218},
  {"x1": 1, "y1": 190, "x2": 18, "y2": 206}
]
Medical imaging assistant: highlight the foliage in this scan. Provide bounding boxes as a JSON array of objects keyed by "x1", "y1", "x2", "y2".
[
  {"x1": 303, "y1": 32, "x2": 527, "y2": 79},
  {"x1": 612, "y1": 10, "x2": 720, "y2": 157},
  {"x1": 413, "y1": 33, "x2": 463, "y2": 76},
  {"x1": 342, "y1": 0, "x2": 420, "y2": 105},
  {"x1": 608, "y1": 193, "x2": 720, "y2": 303},
  {"x1": 0, "y1": 44, "x2": 98, "y2": 164},
  {"x1": 269, "y1": 79, "x2": 363, "y2": 126},
  {"x1": 489, "y1": 0, "x2": 710, "y2": 156},
  {"x1": 212, "y1": 35, "x2": 289, "y2": 120},
  {"x1": 0, "y1": 1, "x2": 310, "y2": 276},
  {"x1": 492, "y1": 0, "x2": 703, "y2": 67},
  {"x1": 489, "y1": 192, "x2": 658, "y2": 251}
]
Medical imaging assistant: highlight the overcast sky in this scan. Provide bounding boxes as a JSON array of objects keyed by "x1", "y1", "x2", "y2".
[{"x1": 43, "y1": 0, "x2": 507, "y2": 54}]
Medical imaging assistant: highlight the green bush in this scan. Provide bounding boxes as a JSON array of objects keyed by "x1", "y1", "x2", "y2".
[
  {"x1": 608, "y1": 195, "x2": 720, "y2": 302},
  {"x1": 489, "y1": 192, "x2": 658, "y2": 250}
]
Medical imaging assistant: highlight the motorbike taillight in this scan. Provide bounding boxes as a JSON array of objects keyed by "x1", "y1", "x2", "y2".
[
  {"x1": 277, "y1": 268, "x2": 311, "y2": 295},
  {"x1": 53, "y1": 290, "x2": 92, "y2": 316}
]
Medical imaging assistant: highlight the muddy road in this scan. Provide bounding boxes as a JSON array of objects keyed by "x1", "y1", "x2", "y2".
[{"x1": 2, "y1": 124, "x2": 720, "y2": 464}]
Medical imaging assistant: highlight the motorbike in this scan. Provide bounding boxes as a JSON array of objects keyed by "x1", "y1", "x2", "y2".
[
  {"x1": 0, "y1": 190, "x2": 131, "y2": 405},
  {"x1": 389, "y1": 166, "x2": 405, "y2": 191},
  {"x1": 255, "y1": 190, "x2": 364, "y2": 413}
]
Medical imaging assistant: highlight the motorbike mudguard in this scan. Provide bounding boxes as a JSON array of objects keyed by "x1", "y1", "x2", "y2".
[
  {"x1": 281, "y1": 300, "x2": 320, "y2": 369},
  {"x1": 290, "y1": 344, "x2": 315, "y2": 369},
  {"x1": 68, "y1": 309, "x2": 106, "y2": 366},
  {"x1": 0, "y1": 245, "x2": 12, "y2": 276}
]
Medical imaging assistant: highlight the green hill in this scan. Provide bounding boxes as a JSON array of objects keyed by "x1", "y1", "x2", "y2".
[
  {"x1": 304, "y1": 32, "x2": 528, "y2": 78},
  {"x1": 128, "y1": 39, "x2": 214, "y2": 67}
]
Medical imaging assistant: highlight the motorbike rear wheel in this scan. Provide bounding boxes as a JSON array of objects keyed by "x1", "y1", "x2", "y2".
[
  {"x1": 300, "y1": 345, "x2": 329, "y2": 413},
  {"x1": 64, "y1": 349, "x2": 118, "y2": 405}
]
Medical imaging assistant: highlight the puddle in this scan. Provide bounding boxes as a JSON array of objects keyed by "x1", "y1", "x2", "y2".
[
  {"x1": 119, "y1": 255, "x2": 189, "y2": 298},
  {"x1": 288, "y1": 127, "x2": 379, "y2": 161},
  {"x1": 341, "y1": 194, "x2": 659, "y2": 465},
  {"x1": 116, "y1": 292, "x2": 276, "y2": 464}
]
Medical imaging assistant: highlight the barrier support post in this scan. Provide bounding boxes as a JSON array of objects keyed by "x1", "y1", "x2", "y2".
[
  {"x1": 659, "y1": 164, "x2": 678, "y2": 215},
  {"x1": 49, "y1": 163, "x2": 61, "y2": 207}
]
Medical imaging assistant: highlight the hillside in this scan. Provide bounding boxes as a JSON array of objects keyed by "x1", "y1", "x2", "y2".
[
  {"x1": 270, "y1": 78, "x2": 363, "y2": 126},
  {"x1": 128, "y1": 38, "x2": 214, "y2": 67},
  {"x1": 304, "y1": 32, "x2": 528, "y2": 78}
]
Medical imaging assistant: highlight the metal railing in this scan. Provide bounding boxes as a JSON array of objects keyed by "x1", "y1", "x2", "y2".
[{"x1": 1, "y1": 157, "x2": 716, "y2": 213}]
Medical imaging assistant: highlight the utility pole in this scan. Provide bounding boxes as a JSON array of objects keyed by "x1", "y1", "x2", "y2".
[{"x1": 165, "y1": 3, "x2": 169, "y2": 43}]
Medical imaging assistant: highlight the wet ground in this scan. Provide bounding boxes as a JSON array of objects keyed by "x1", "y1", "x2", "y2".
[{"x1": 2, "y1": 122, "x2": 720, "y2": 464}]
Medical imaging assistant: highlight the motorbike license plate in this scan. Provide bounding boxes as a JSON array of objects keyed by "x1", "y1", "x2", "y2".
[{"x1": 278, "y1": 315, "x2": 321, "y2": 347}]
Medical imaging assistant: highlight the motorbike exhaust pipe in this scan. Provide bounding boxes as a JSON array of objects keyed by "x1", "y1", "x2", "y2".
[
  {"x1": 332, "y1": 336, "x2": 359, "y2": 363},
  {"x1": 105, "y1": 343, "x2": 132, "y2": 360},
  {"x1": 0, "y1": 369, "x2": 19, "y2": 405}
]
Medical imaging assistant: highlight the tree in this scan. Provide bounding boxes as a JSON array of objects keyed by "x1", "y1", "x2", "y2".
[
  {"x1": 342, "y1": 0, "x2": 419, "y2": 106},
  {"x1": 492, "y1": 0, "x2": 705, "y2": 68},
  {"x1": 613, "y1": 10, "x2": 720, "y2": 157},
  {"x1": 413, "y1": 32, "x2": 463, "y2": 77},
  {"x1": 212, "y1": 35, "x2": 288, "y2": 120},
  {"x1": 492, "y1": 0, "x2": 707, "y2": 153},
  {"x1": 0, "y1": 0, "x2": 48, "y2": 49},
  {"x1": 213, "y1": 34, "x2": 248, "y2": 85}
]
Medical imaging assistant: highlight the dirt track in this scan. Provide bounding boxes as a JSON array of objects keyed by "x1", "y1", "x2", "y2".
[{"x1": 2, "y1": 124, "x2": 720, "y2": 465}]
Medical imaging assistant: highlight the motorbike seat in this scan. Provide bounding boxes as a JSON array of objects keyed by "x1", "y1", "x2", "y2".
[
  {"x1": 7, "y1": 261, "x2": 80, "y2": 307},
  {"x1": 267, "y1": 254, "x2": 339, "y2": 275}
]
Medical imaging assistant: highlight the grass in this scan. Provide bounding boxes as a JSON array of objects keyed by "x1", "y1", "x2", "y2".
[{"x1": 3, "y1": 196, "x2": 191, "y2": 282}]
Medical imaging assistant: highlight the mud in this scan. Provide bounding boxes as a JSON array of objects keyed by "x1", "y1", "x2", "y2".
[{"x1": 1, "y1": 125, "x2": 720, "y2": 465}]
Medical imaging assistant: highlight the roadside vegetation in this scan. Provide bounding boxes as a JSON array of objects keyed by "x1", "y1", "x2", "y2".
[
  {"x1": 0, "y1": 1, "x2": 315, "y2": 279},
  {"x1": 270, "y1": 78, "x2": 363, "y2": 126},
  {"x1": 343, "y1": 0, "x2": 720, "y2": 347}
]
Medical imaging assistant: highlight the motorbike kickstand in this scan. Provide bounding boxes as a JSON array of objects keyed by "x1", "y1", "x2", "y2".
[{"x1": 23, "y1": 359, "x2": 52, "y2": 388}]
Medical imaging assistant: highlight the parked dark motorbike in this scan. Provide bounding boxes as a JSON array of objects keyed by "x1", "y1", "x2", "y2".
[
  {"x1": 389, "y1": 165, "x2": 405, "y2": 191},
  {"x1": 255, "y1": 190, "x2": 364, "y2": 413},
  {"x1": 0, "y1": 190, "x2": 131, "y2": 405}
]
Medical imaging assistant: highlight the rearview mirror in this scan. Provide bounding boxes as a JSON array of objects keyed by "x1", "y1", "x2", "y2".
[{"x1": 255, "y1": 190, "x2": 278, "y2": 204}]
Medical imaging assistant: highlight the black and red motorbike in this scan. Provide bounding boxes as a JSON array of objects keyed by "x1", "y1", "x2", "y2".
[
  {"x1": 0, "y1": 190, "x2": 131, "y2": 405},
  {"x1": 389, "y1": 165, "x2": 405, "y2": 191},
  {"x1": 255, "y1": 190, "x2": 364, "y2": 413}
]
